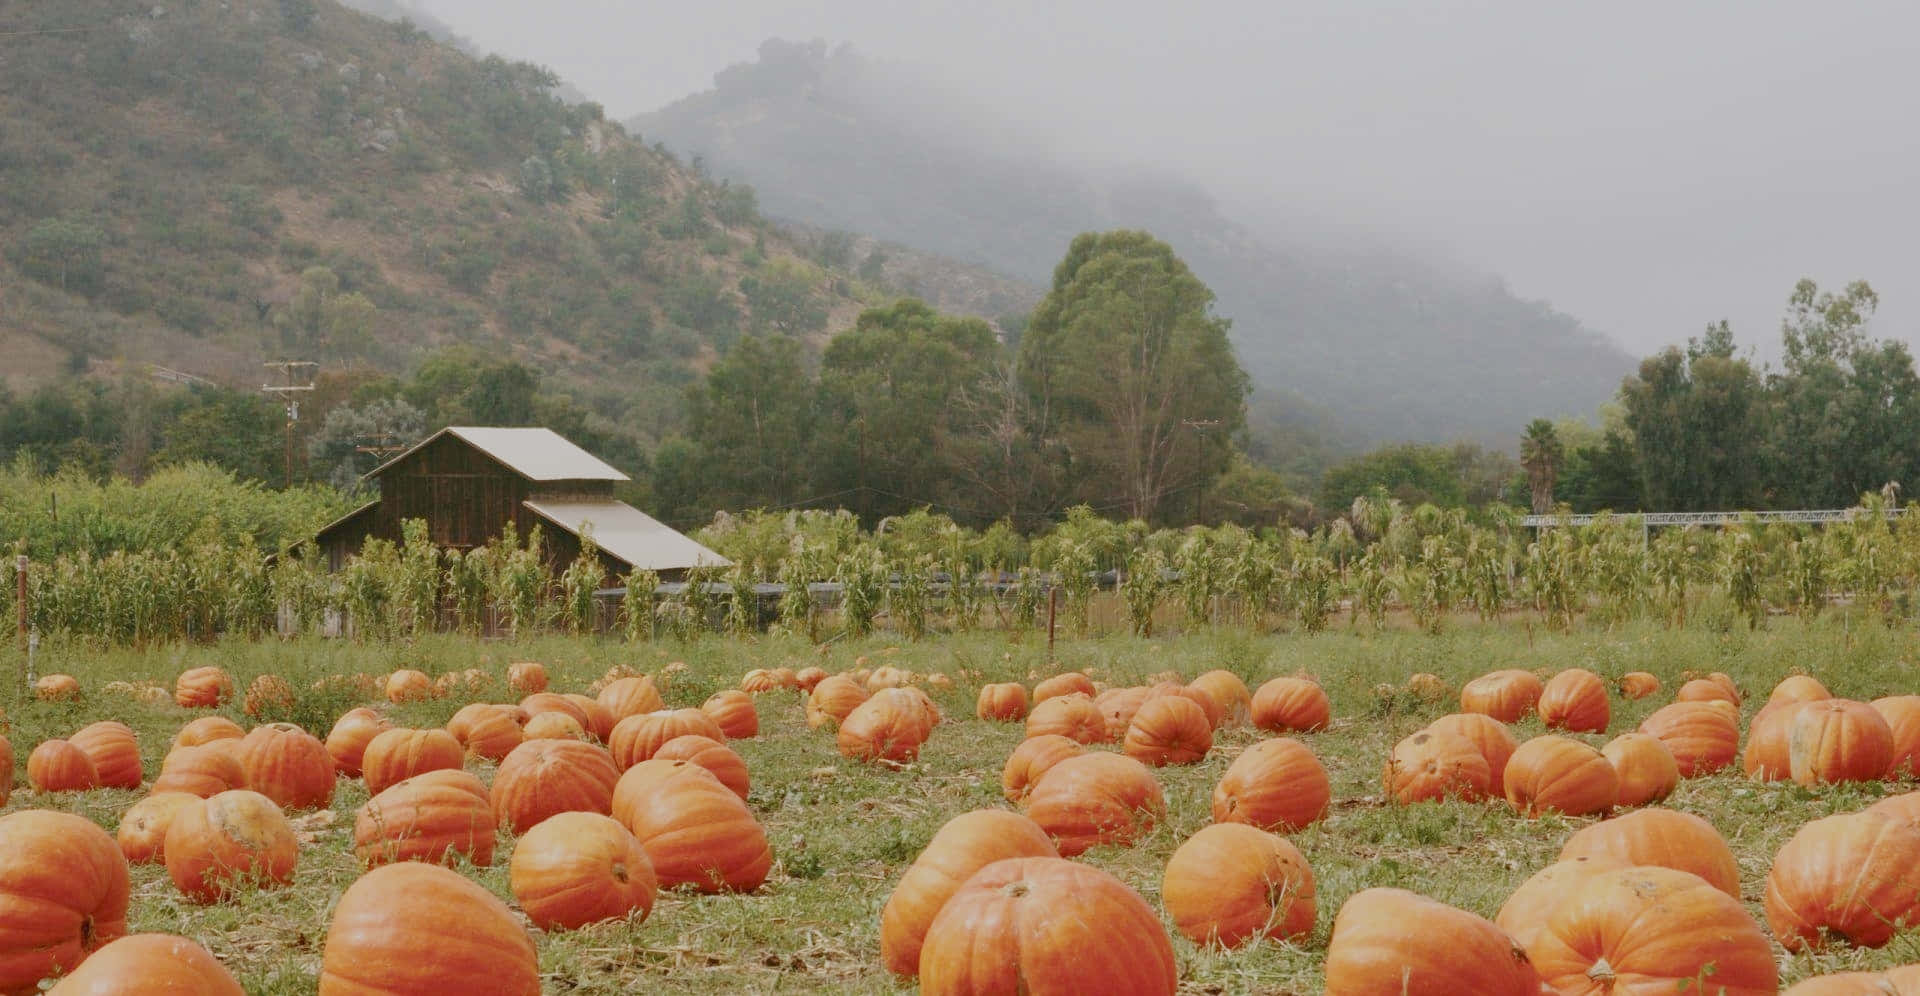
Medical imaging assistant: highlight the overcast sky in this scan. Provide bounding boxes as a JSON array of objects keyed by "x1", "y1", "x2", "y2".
[{"x1": 416, "y1": 0, "x2": 1919, "y2": 360}]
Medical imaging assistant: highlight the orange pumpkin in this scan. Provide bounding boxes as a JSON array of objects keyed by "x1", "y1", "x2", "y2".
[
  {"x1": 805, "y1": 675, "x2": 870, "y2": 730},
  {"x1": 701, "y1": 690, "x2": 760, "y2": 739},
  {"x1": 1496, "y1": 856, "x2": 1627, "y2": 951},
  {"x1": 918, "y1": 857, "x2": 1176, "y2": 996},
  {"x1": 231, "y1": 722, "x2": 337, "y2": 811},
  {"x1": 118, "y1": 792, "x2": 201, "y2": 865},
  {"x1": 975, "y1": 683, "x2": 1031, "y2": 722},
  {"x1": 610, "y1": 709, "x2": 727, "y2": 769},
  {"x1": 880, "y1": 810, "x2": 1060, "y2": 976},
  {"x1": 1024, "y1": 752, "x2": 1165, "y2": 856},
  {"x1": 1766, "y1": 811, "x2": 1920, "y2": 951},
  {"x1": 1788, "y1": 699, "x2": 1895, "y2": 785},
  {"x1": 618, "y1": 772, "x2": 772, "y2": 893},
  {"x1": 317, "y1": 861, "x2": 539, "y2": 995},
  {"x1": 164, "y1": 790, "x2": 298, "y2": 903},
  {"x1": 1424, "y1": 712, "x2": 1520, "y2": 786},
  {"x1": 1601, "y1": 732, "x2": 1680, "y2": 806},
  {"x1": 1188, "y1": 670, "x2": 1253, "y2": 726},
  {"x1": 445, "y1": 703, "x2": 523, "y2": 763},
  {"x1": 509, "y1": 811, "x2": 656, "y2": 931},
  {"x1": 68, "y1": 721, "x2": 141, "y2": 790},
  {"x1": 1211, "y1": 737, "x2": 1330, "y2": 832},
  {"x1": 507, "y1": 661, "x2": 548, "y2": 695},
  {"x1": 610, "y1": 759, "x2": 721, "y2": 828},
  {"x1": 1743, "y1": 701, "x2": 1807, "y2": 781},
  {"x1": 1122, "y1": 694, "x2": 1213, "y2": 766},
  {"x1": 327, "y1": 708, "x2": 393, "y2": 778},
  {"x1": 739, "y1": 668, "x2": 784, "y2": 693},
  {"x1": 360, "y1": 728, "x2": 463, "y2": 796},
  {"x1": 562, "y1": 694, "x2": 615, "y2": 742},
  {"x1": 1459, "y1": 669, "x2": 1544, "y2": 723},
  {"x1": 34, "y1": 673, "x2": 81, "y2": 702},
  {"x1": 173, "y1": 666, "x2": 233, "y2": 708},
  {"x1": 45, "y1": 932, "x2": 243, "y2": 995},
  {"x1": 1001, "y1": 734, "x2": 1084, "y2": 804},
  {"x1": 1095, "y1": 686, "x2": 1153, "y2": 742},
  {"x1": 1031, "y1": 671, "x2": 1095, "y2": 703},
  {"x1": 354, "y1": 768, "x2": 497, "y2": 868},
  {"x1": 0, "y1": 811, "x2": 129, "y2": 993},
  {"x1": 384, "y1": 669, "x2": 431, "y2": 704},
  {"x1": 1638, "y1": 700, "x2": 1739, "y2": 776},
  {"x1": 28, "y1": 739, "x2": 100, "y2": 793},
  {"x1": 1875, "y1": 695, "x2": 1920, "y2": 779},
  {"x1": 1384, "y1": 729, "x2": 1491, "y2": 804},
  {"x1": 794, "y1": 666, "x2": 828, "y2": 692},
  {"x1": 1024, "y1": 692, "x2": 1108, "y2": 745},
  {"x1": 1770, "y1": 674, "x2": 1832, "y2": 707},
  {"x1": 1524, "y1": 865, "x2": 1776, "y2": 995},
  {"x1": 1502, "y1": 735, "x2": 1617, "y2": 818},
  {"x1": 491, "y1": 738, "x2": 621, "y2": 835},
  {"x1": 1780, "y1": 967, "x2": 1920, "y2": 995},
  {"x1": 597, "y1": 676, "x2": 667, "y2": 723},
  {"x1": 1867, "y1": 790, "x2": 1920, "y2": 830},
  {"x1": 1617, "y1": 671, "x2": 1661, "y2": 700},
  {"x1": 522, "y1": 712, "x2": 588, "y2": 741},
  {"x1": 1537, "y1": 668, "x2": 1610, "y2": 734},
  {"x1": 652, "y1": 735, "x2": 750, "y2": 801},
  {"x1": 1162, "y1": 823, "x2": 1315, "y2": 948},
  {"x1": 1250, "y1": 677, "x2": 1332, "y2": 733},
  {"x1": 839, "y1": 689, "x2": 935, "y2": 765},
  {"x1": 151, "y1": 743, "x2": 246, "y2": 798},
  {"x1": 1558, "y1": 808, "x2": 1740, "y2": 897},
  {"x1": 1324, "y1": 888, "x2": 1540, "y2": 996},
  {"x1": 172, "y1": 716, "x2": 244, "y2": 750},
  {"x1": 1676, "y1": 676, "x2": 1739, "y2": 706}
]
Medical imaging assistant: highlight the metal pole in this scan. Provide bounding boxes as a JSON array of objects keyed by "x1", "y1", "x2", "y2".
[
  {"x1": 1046, "y1": 584, "x2": 1057, "y2": 661},
  {"x1": 14, "y1": 554, "x2": 26, "y2": 648}
]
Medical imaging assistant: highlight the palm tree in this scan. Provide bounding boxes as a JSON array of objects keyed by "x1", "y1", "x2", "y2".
[{"x1": 1520, "y1": 419, "x2": 1564, "y2": 515}]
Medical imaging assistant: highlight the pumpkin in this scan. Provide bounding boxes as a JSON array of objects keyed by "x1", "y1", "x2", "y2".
[
  {"x1": 1496, "y1": 856, "x2": 1627, "y2": 950},
  {"x1": 34, "y1": 673, "x2": 81, "y2": 702},
  {"x1": 866, "y1": 666, "x2": 910, "y2": 691},
  {"x1": 1874, "y1": 695, "x2": 1920, "y2": 779},
  {"x1": 1031, "y1": 671, "x2": 1095, "y2": 703},
  {"x1": 522, "y1": 712, "x2": 588, "y2": 741},
  {"x1": 1211, "y1": 737, "x2": 1330, "y2": 832},
  {"x1": 1122, "y1": 693, "x2": 1214, "y2": 766},
  {"x1": 1189, "y1": 670, "x2": 1253, "y2": 726},
  {"x1": 1095, "y1": 687, "x2": 1154, "y2": 741},
  {"x1": 243, "y1": 674, "x2": 296, "y2": 719},
  {"x1": 839, "y1": 689, "x2": 934, "y2": 765},
  {"x1": 518, "y1": 692, "x2": 590, "y2": 730},
  {"x1": 1405, "y1": 672, "x2": 1449, "y2": 702},
  {"x1": 68, "y1": 721, "x2": 141, "y2": 790},
  {"x1": 1868, "y1": 790, "x2": 1920, "y2": 829},
  {"x1": 1024, "y1": 752, "x2": 1165, "y2": 856},
  {"x1": 619, "y1": 772, "x2": 771, "y2": 893},
  {"x1": 1146, "y1": 682, "x2": 1223, "y2": 729},
  {"x1": 1770, "y1": 674, "x2": 1832, "y2": 707},
  {"x1": 507, "y1": 661, "x2": 548, "y2": 695},
  {"x1": 562, "y1": 694, "x2": 615, "y2": 742},
  {"x1": 1558, "y1": 808, "x2": 1740, "y2": 896},
  {"x1": 1638, "y1": 700, "x2": 1739, "y2": 776},
  {"x1": 610, "y1": 759, "x2": 721, "y2": 828},
  {"x1": 172, "y1": 716, "x2": 244, "y2": 750},
  {"x1": 510, "y1": 811, "x2": 656, "y2": 931},
  {"x1": 1676, "y1": 676, "x2": 1739, "y2": 706},
  {"x1": 318, "y1": 861, "x2": 539, "y2": 995},
  {"x1": 597, "y1": 676, "x2": 667, "y2": 723},
  {"x1": 490, "y1": 738, "x2": 621, "y2": 835},
  {"x1": 805, "y1": 675, "x2": 870, "y2": 730},
  {"x1": 231, "y1": 722, "x2": 337, "y2": 811},
  {"x1": 117, "y1": 792, "x2": 201, "y2": 865},
  {"x1": 975, "y1": 683, "x2": 1031, "y2": 722},
  {"x1": 1424, "y1": 712, "x2": 1520, "y2": 786},
  {"x1": 1601, "y1": 732, "x2": 1680, "y2": 806},
  {"x1": 918, "y1": 857, "x2": 1176, "y2": 996},
  {"x1": 173, "y1": 666, "x2": 233, "y2": 708},
  {"x1": 1780, "y1": 968, "x2": 1920, "y2": 995},
  {"x1": 1384, "y1": 729, "x2": 1492, "y2": 804},
  {"x1": 1766, "y1": 810, "x2": 1920, "y2": 951},
  {"x1": 740, "y1": 668, "x2": 784, "y2": 693},
  {"x1": 151, "y1": 743, "x2": 246, "y2": 798},
  {"x1": 1617, "y1": 671, "x2": 1661, "y2": 700},
  {"x1": 1001, "y1": 734, "x2": 1084, "y2": 804},
  {"x1": 794, "y1": 666, "x2": 828, "y2": 692},
  {"x1": 354, "y1": 768, "x2": 496, "y2": 868},
  {"x1": 1024, "y1": 692, "x2": 1108, "y2": 745},
  {"x1": 1524, "y1": 865, "x2": 1777, "y2": 995},
  {"x1": 360, "y1": 728, "x2": 463, "y2": 796},
  {"x1": 164, "y1": 790, "x2": 298, "y2": 903},
  {"x1": 1162, "y1": 823, "x2": 1315, "y2": 948},
  {"x1": 45, "y1": 932, "x2": 243, "y2": 995},
  {"x1": 651, "y1": 734, "x2": 749, "y2": 801},
  {"x1": 1250, "y1": 677, "x2": 1332, "y2": 733},
  {"x1": 1537, "y1": 668, "x2": 1610, "y2": 734},
  {"x1": 1789, "y1": 699, "x2": 1895, "y2": 785},
  {"x1": 384, "y1": 669, "x2": 431, "y2": 704},
  {"x1": 701, "y1": 689, "x2": 760, "y2": 739},
  {"x1": 1743, "y1": 701, "x2": 1808, "y2": 781},
  {"x1": 1324, "y1": 888, "x2": 1540, "y2": 996},
  {"x1": 1459, "y1": 669, "x2": 1544, "y2": 723},
  {"x1": 0, "y1": 811, "x2": 129, "y2": 993},
  {"x1": 445, "y1": 703, "x2": 522, "y2": 763},
  {"x1": 1503, "y1": 735, "x2": 1617, "y2": 817},
  {"x1": 327, "y1": 708, "x2": 393, "y2": 777},
  {"x1": 28, "y1": 739, "x2": 100, "y2": 793},
  {"x1": 610, "y1": 709, "x2": 727, "y2": 769},
  {"x1": 880, "y1": 810, "x2": 1060, "y2": 976}
]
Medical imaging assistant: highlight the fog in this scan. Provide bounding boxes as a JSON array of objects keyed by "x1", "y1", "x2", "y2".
[{"x1": 415, "y1": 0, "x2": 1919, "y2": 361}]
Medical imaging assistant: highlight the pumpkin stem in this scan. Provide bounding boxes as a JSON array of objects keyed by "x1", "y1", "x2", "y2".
[
  {"x1": 612, "y1": 862, "x2": 628, "y2": 884},
  {"x1": 1003, "y1": 881, "x2": 1031, "y2": 899},
  {"x1": 1587, "y1": 957, "x2": 1615, "y2": 986}
]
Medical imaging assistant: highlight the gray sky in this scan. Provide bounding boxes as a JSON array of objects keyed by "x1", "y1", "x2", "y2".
[{"x1": 417, "y1": 0, "x2": 1919, "y2": 360}]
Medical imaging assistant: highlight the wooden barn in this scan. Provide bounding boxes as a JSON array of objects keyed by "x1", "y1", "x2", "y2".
[{"x1": 308, "y1": 426, "x2": 729, "y2": 580}]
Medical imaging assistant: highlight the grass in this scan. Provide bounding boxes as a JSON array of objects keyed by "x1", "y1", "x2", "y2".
[{"x1": 4, "y1": 612, "x2": 1920, "y2": 992}]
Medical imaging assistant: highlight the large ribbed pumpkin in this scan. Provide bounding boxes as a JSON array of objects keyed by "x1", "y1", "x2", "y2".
[
  {"x1": 327, "y1": 708, "x2": 393, "y2": 778},
  {"x1": 1617, "y1": 671, "x2": 1661, "y2": 700},
  {"x1": 1031, "y1": 671, "x2": 1095, "y2": 703},
  {"x1": 1502, "y1": 735, "x2": 1617, "y2": 817},
  {"x1": 151, "y1": 743, "x2": 246, "y2": 798},
  {"x1": 563, "y1": 694, "x2": 615, "y2": 743},
  {"x1": 68, "y1": 721, "x2": 141, "y2": 790},
  {"x1": 1024, "y1": 692, "x2": 1108, "y2": 745},
  {"x1": 523, "y1": 712, "x2": 587, "y2": 741},
  {"x1": 610, "y1": 709, "x2": 727, "y2": 770},
  {"x1": 174, "y1": 666, "x2": 233, "y2": 709},
  {"x1": 231, "y1": 723, "x2": 337, "y2": 811},
  {"x1": 1788, "y1": 699, "x2": 1895, "y2": 785},
  {"x1": 1162, "y1": 823, "x2": 1315, "y2": 948},
  {"x1": 445, "y1": 704, "x2": 523, "y2": 763},
  {"x1": 1638, "y1": 700, "x2": 1739, "y2": 776},
  {"x1": 1495, "y1": 856, "x2": 1627, "y2": 951},
  {"x1": 46, "y1": 932, "x2": 243, "y2": 995},
  {"x1": 1770, "y1": 674, "x2": 1832, "y2": 707},
  {"x1": 700, "y1": 690, "x2": 760, "y2": 740},
  {"x1": 1766, "y1": 811, "x2": 1920, "y2": 951},
  {"x1": 597, "y1": 675, "x2": 666, "y2": 724},
  {"x1": 975, "y1": 683, "x2": 1030, "y2": 722},
  {"x1": 1869, "y1": 790, "x2": 1920, "y2": 830},
  {"x1": 354, "y1": 769, "x2": 497, "y2": 868},
  {"x1": 509, "y1": 811, "x2": 656, "y2": 931},
  {"x1": 1384, "y1": 729, "x2": 1491, "y2": 804},
  {"x1": 118, "y1": 792, "x2": 201, "y2": 865},
  {"x1": 838, "y1": 690, "x2": 934, "y2": 765},
  {"x1": 879, "y1": 810, "x2": 1060, "y2": 976},
  {"x1": 1211, "y1": 737, "x2": 1330, "y2": 832},
  {"x1": 1096, "y1": 687, "x2": 1153, "y2": 742},
  {"x1": 172, "y1": 716, "x2": 245, "y2": 751},
  {"x1": 384, "y1": 669, "x2": 431, "y2": 704},
  {"x1": 918, "y1": 857, "x2": 1176, "y2": 996},
  {"x1": 491, "y1": 738, "x2": 620, "y2": 835},
  {"x1": 1250, "y1": 677, "x2": 1332, "y2": 733},
  {"x1": 0, "y1": 810, "x2": 130, "y2": 993},
  {"x1": 1676, "y1": 676, "x2": 1739, "y2": 706},
  {"x1": 618, "y1": 773, "x2": 772, "y2": 893},
  {"x1": 318, "y1": 861, "x2": 539, "y2": 995},
  {"x1": 1524, "y1": 865, "x2": 1777, "y2": 996},
  {"x1": 507, "y1": 661, "x2": 547, "y2": 696},
  {"x1": 28, "y1": 739, "x2": 100, "y2": 793},
  {"x1": 1459, "y1": 669, "x2": 1544, "y2": 723},
  {"x1": 1743, "y1": 701, "x2": 1807, "y2": 781},
  {"x1": 1781, "y1": 967, "x2": 1920, "y2": 995},
  {"x1": 1189, "y1": 670, "x2": 1253, "y2": 726},
  {"x1": 1601, "y1": 732, "x2": 1679, "y2": 806},
  {"x1": 1001, "y1": 735, "x2": 1083, "y2": 804},
  {"x1": 1122, "y1": 693, "x2": 1213, "y2": 766},
  {"x1": 1324, "y1": 888, "x2": 1540, "y2": 995},
  {"x1": 805, "y1": 675, "x2": 870, "y2": 730},
  {"x1": 652, "y1": 735, "x2": 749, "y2": 801},
  {"x1": 1558, "y1": 808, "x2": 1740, "y2": 897},
  {"x1": 1024, "y1": 752, "x2": 1165, "y2": 857},
  {"x1": 1425, "y1": 712, "x2": 1519, "y2": 786},
  {"x1": 164, "y1": 790, "x2": 298, "y2": 903},
  {"x1": 360, "y1": 728, "x2": 463, "y2": 796},
  {"x1": 1537, "y1": 668, "x2": 1610, "y2": 734},
  {"x1": 1875, "y1": 695, "x2": 1920, "y2": 779}
]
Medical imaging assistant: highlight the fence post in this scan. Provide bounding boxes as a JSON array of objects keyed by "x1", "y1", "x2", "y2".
[
  {"x1": 14, "y1": 554, "x2": 25, "y2": 649},
  {"x1": 1046, "y1": 584, "x2": 1057, "y2": 662}
]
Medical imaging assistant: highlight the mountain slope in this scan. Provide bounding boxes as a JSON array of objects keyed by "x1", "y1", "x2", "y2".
[{"x1": 635, "y1": 40, "x2": 1635, "y2": 445}]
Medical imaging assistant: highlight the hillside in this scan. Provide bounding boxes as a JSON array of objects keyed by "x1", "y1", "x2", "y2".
[{"x1": 636, "y1": 40, "x2": 1636, "y2": 446}]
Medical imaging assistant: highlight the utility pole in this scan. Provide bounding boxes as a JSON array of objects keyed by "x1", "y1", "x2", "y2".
[{"x1": 262, "y1": 361, "x2": 318, "y2": 489}]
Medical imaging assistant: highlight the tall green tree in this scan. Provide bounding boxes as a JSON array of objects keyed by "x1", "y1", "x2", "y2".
[
  {"x1": 1018, "y1": 231, "x2": 1248, "y2": 523},
  {"x1": 684, "y1": 335, "x2": 817, "y2": 511},
  {"x1": 1519, "y1": 418, "x2": 1564, "y2": 514},
  {"x1": 1621, "y1": 323, "x2": 1767, "y2": 510}
]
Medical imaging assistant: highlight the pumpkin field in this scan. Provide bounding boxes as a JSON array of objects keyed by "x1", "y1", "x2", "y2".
[{"x1": 5, "y1": 618, "x2": 1920, "y2": 994}]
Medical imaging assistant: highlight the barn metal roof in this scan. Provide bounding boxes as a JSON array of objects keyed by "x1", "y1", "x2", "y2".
[
  {"x1": 365, "y1": 427, "x2": 630, "y2": 483},
  {"x1": 523, "y1": 499, "x2": 732, "y2": 572}
]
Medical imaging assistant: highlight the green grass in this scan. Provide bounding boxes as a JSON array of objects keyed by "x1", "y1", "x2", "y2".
[{"x1": 5, "y1": 613, "x2": 1920, "y2": 993}]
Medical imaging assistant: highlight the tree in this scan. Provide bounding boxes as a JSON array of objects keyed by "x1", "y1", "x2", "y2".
[
  {"x1": 1317, "y1": 443, "x2": 1465, "y2": 512},
  {"x1": 1519, "y1": 419, "x2": 1564, "y2": 514},
  {"x1": 1621, "y1": 325, "x2": 1767, "y2": 511},
  {"x1": 1017, "y1": 231, "x2": 1248, "y2": 523},
  {"x1": 16, "y1": 218, "x2": 106, "y2": 294},
  {"x1": 307, "y1": 398, "x2": 427, "y2": 492},
  {"x1": 684, "y1": 335, "x2": 818, "y2": 511},
  {"x1": 739, "y1": 259, "x2": 827, "y2": 336}
]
